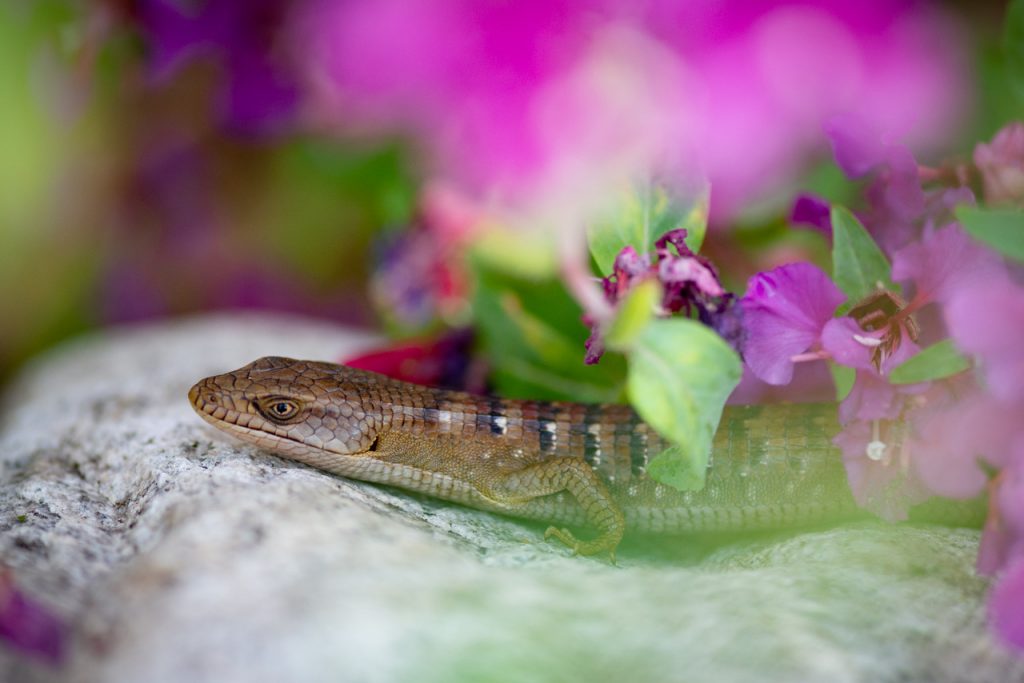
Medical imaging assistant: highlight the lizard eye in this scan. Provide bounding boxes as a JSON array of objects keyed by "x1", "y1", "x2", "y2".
[{"x1": 257, "y1": 397, "x2": 301, "y2": 422}]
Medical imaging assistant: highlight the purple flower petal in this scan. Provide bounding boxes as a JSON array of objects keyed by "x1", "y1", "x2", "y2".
[
  {"x1": 990, "y1": 558, "x2": 1024, "y2": 651},
  {"x1": 0, "y1": 571, "x2": 66, "y2": 664},
  {"x1": 654, "y1": 229, "x2": 695, "y2": 258},
  {"x1": 907, "y1": 392, "x2": 1013, "y2": 500},
  {"x1": 822, "y1": 315, "x2": 920, "y2": 374},
  {"x1": 613, "y1": 246, "x2": 652, "y2": 282},
  {"x1": 945, "y1": 278, "x2": 1024, "y2": 402},
  {"x1": 139, "y1": 0, "x2": 298, "y2": 135},
  {"x1": 658, "y1": 257, "x2": 724, "y2": 298},
  {"x1": 705, "y1": 294, "x2": 745, "y2": 355},
  {"x1": 838, "y1": 370, "x2": 900, "y2": 424},
  {"x1": 790, "y1": 193, "x2": 832, "y2": 237},
  {"x1": 975, "y1": 435, "x2": 1024, "y2": 575},
  {"x1": 833, "y1": 420, "x2": 929, "y2": 522},
  {"x1": 740, "y1": 263, "x2": 845, "y2": 385},
  {"x1": 891, "y1": 224, "x2": 1007, "y2": 307},
  {"x1": 825, "y1": 114, "x2": 888, "y2": 178},
  {"x1": 879, "y1": 144, "x2": 925, "y2": 221},
  {"x1": 821, "y1": 318, "x2": 880, "y2": 372},
  {"x1": 583, "y1": 323, "x2": 605, "y2": 365}
]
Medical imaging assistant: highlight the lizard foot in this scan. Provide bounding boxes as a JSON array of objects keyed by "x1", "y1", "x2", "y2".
[{"x1": 544, "y1": 526, "x2": 618, "y2": 562}]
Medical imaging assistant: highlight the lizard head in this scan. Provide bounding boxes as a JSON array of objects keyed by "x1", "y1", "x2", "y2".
[{"x1": 188, "y1": 356, "x2": 383, "y2": 458}]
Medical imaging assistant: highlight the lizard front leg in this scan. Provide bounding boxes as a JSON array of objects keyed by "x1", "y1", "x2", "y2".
[{"x1": 489, "y1": 459, "x2": 626, "y2": 558}]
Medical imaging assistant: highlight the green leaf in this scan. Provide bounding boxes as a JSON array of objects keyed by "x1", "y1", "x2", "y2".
[
  {"x1": 890, "y1": 339, "x2": 972, "y2": 384},
  {"x1": 1006, "y1": 0, "x2": 1024, "y2": 102},
  {"x1": 830, "y1": 205, "x2": 897, "y2": 303},
  {"x1": 604, "y1": 279, "x2": 660, "y2": 350},
  {"x1": 588, "y1": 177, "x2": 710, "y2": 275},
  {"x1": 829, "y1": 362, "x2": 855, "y2": 401},
  {"x1": 627, "y1": 319, "x2": 742, "y2": 491},
  {"x1": 955, "y1": 205, "x2": 1024, "y2": 263},
  {"x1": 471, "y1": 258, "x2": 626, "y2": 403}
]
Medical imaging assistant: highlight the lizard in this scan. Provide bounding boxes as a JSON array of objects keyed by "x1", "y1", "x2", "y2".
[{"x1": 188, "y1": 356, "x2": 981, "y2": 557}]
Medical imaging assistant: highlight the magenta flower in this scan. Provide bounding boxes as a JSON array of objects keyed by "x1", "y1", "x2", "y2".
[
  {"x1": 299, "y1": 0, "x2": 969, "y2": 218},
  {"x1": 974, "y1": 121, "x2": 1024, "y2": 207},
  {"x1": 585, "y1": 230, "x2": 739, "y2": 364},
  {"x1": 302, "y1": 0, "x2": 689, "y2": 215},
  {"x1": 740, "y1": 263, "x2": 845, "y2": 385}
]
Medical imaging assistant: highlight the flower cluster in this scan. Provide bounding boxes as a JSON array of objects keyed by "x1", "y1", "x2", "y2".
[
  {"x1": 299, "y1": 0, "x2": 968, "y2": 220},
  {"x1": 584, "y1": 229, "x2": 741, "y2": 364},
  {"x1": 741, "y1": 119, "x2": 1024, "y2": 650}
]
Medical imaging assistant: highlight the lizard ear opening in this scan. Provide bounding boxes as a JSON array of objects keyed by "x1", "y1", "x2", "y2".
[{"x1": 367, "y1": 436, "x2": 379, "y2": 452}]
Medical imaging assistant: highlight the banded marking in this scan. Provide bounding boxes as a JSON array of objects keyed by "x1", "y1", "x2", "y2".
[
  {"x1": 536, "y1": 401, "x2": 558, "y2": 453},
  {"x1": 487, "y1": 395, "x2": 508, "y2": 436},
  {"x1": 581, "y1": 403, "x2": 604, "y2": 467},
  {"x1": 624, "y1": 411, "x2": 649, "y2": 476}
]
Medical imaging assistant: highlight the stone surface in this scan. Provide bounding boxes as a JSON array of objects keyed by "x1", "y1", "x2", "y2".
[{"x1": 0, "y1": 314, "x2": 1021, "y2": 683}]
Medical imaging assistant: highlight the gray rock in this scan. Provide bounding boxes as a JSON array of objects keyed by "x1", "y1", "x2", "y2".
[{"x1": 0, "y1": 314, "x2": 1020, "y2": 683}]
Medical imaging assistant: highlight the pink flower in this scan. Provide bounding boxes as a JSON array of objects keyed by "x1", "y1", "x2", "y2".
[
  {"x1": 891, "y1": 224, "x2": 1007, "y2": 309},
  {"x1": 974, "y1": 121, "x2": 1024, "y2": 207},
  {"x1": 945, "y1": 277, "x2": 1024, "y2": 403},
  {"x1": 824, "y1": 117, "x2": 978, "y2": 254},
  {"x1": 821, "y1": 316, "x2": 936, "y2": 520},
  {"x1": 978, "y1": 447, "x2": 1024, "y2": 575},
  {"x1": 826, "y1": 113, "x2": 924, "y2": 223},
  {"x1": 990, "y1": 558, "x2": 1024, "y2": 652},
  {"x1": 740, "y1": 263, "x2": 845, "y2": 385},
  {"x1": 302, "y1": 0, "x2": 688, "y2": 217},
  {"x1": 908, "y1": 392, "x2": 1017, "y2": 501}
]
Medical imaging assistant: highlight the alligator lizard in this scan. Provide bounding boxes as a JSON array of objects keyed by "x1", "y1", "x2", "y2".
[{"x1": 188, "y1": 356, "x2": 976, "y2": 556}]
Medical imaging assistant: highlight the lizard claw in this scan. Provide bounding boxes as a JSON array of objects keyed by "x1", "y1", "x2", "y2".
[{"x1": 544, "y1": 525, "x2": 618, "y2": 562}]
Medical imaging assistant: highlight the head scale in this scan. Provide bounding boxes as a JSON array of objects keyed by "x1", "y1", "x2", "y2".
[{"x1": 188, "y1": 356, "x2": 380, "y2": 458}]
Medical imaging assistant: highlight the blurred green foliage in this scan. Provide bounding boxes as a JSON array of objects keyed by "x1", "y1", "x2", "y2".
[{"x1": 471, "y1": 258, "x2": 626, "y2": 404}]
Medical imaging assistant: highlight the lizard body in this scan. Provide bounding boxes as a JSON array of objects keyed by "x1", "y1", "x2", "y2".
[{"x1": 188, "y1": 356, "x2": 974, "y2": 556}]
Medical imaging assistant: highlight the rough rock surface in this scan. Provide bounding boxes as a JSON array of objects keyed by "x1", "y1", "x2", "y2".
[{"x1": 0, "y1": 314, "x2": 1021, "y2": 683}]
